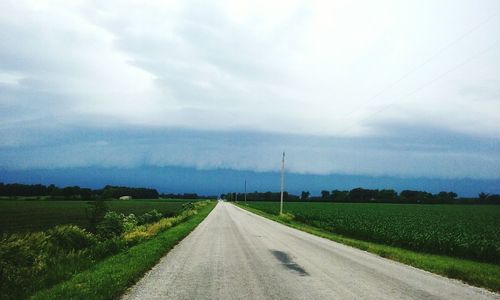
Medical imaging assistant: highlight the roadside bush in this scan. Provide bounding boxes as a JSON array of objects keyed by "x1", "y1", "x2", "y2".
[
  {"x1": 47, "y1": 225, "x2": 96, "y2": 251},
  {"x1": 0, "y1": 230, "x2": 94, "y2": 299},
  {"x1": 0, "y1": 227, "x2": 127, "y2": 299},
  {"x1": 0, "y1": 232, "x2": 49, "y2": 298},
  {"x1": 277, "y1": 212, "x2": 295, "y2": 223},
  {"x1": 97, "y1": 211, "x2": 125, "y2": 238},
  {"x1": 182, "y1": 202, "x2": 196, "y2": 211},
  {"x1": 98, "y1": 208, "x2": 197, "y2": 244},
  {"x1": 124, "y1": 217, "x2": 176, "y2": 244},
  {"x1": 122, "y1": 213, "x2": 138, "y2": 232},
  {"x1": 97, "y1": 209, "x2": 174, "y2": 239},
  {"x1": 138, "y1": 209, "x2": 162, "y2": 225},
  {"x1": 123, "y1": 206, "x2": 204, "y2": 244},
  {"x1": 90, "y1": 237, "x2": 127, "y2": 260},
  {"x1": 123, "y1": 228, "x2": 150, "y2": 244}
]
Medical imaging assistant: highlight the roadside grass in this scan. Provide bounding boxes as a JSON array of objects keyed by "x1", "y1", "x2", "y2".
[
  {"x1": 31, "y1": 202, "x2": 216, "y2": 300},
  {"x1": 234, "y1": 202, "x2": 500, "y2": 292}
]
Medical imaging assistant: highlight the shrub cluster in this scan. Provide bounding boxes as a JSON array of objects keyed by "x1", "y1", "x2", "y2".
[
  {"x1": 124, "y1": 209, "x2": 197, "y2": 244},
  {"x1": 138, "y1": 209, "x2": 163, "y2": 225},
  {"x1": 0, "y1": 225, "x2": 115, "y2": 299},
  {"x1": 277, "y1": 212, "x2": 295, "y2": 223}
]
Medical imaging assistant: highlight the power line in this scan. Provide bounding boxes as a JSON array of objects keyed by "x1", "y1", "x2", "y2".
[
  {"x1": 338, "y1": 9, "x2": 500, "y2": 127},
  {"x1": 339, "y1": 38, "x2": 500, "y2": 135}
]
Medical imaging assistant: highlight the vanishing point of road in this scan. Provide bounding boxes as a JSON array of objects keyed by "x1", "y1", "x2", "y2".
[{"x1": 123, "y1": 202, "x2": 499, "y2": 300}]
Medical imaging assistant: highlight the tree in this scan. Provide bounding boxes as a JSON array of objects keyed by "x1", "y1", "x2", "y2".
[
  {"x1": 348, "y1": 188, "x2": 379, "y2": 202},
  {"x1": 488, "y1": 194, "x2": 500, "y2": 204},
  {"x1": 400, "y1": 190, "x2": 433, "y2": 203},
  {"x1": 101, "y1": 188, "x2": 116, "y2": 199},
  {"x1": 377, "y1": 189, "x2": 397, "y2": 202},
  {"x1": 87, "y1": 198, "x2": 108, "y2": 233},
  {"x1": 479, "y1": 192, "x2": 489, "y2": 202},
  {"x1": 47, "y1": 184, "x2": 57, "y2": 195},
  {"x1": 479, "y1": 192, "x2": 500, "y2": 204},
  {"x1": 331, "y1": 190, "x2": 348, "y2": 202},
  {"x1": 300, "y1": 191, "x2": 310, "y2": 201},
  {"x1": 436, "y1": 191, "x2": 458, "y2": 203},
  {"x1": 321, "y1": 190, "x2": 330, "y2": 200},
  {"x1": 80, "y1": 188, "x2": 92, "y2": 200}
]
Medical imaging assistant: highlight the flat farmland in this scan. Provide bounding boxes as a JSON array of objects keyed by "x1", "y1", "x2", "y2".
[
  {"x1": 245, "y1": 202, "x2": 500, "y2": 263},
  {"x1": 0, "y1": 200, "x2": 185, "y2": 234}
]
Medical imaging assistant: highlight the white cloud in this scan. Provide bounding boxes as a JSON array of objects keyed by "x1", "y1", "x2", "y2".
[
  {"x1": 0, "y1": 71, "x2": 23, "y2": 86},
  {"x1": 2, "y1": 0, "x2": 500, "y2": 136},
  {"x1": 1, "y1": 0, "x2": 500, "y2": 178}
]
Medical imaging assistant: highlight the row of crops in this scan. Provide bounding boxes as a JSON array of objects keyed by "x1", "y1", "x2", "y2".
[{"x1": 245, "y1": 202, "x2": 500, "y2": 263}]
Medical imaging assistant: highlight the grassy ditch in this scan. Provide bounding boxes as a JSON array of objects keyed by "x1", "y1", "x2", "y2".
[
  {"x1": 234, "y1": 202, "x2": 500, "y2": 292},
  {"x1": 31, "y1": 201, "x2": 216, "y2": 300}
]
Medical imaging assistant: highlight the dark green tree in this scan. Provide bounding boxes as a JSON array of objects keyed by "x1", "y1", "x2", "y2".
[
  {"x1": 331, "y1": 190, "x2": 348, "y2": 202},
  {"x1": 86, "y1": 198, "x2": 108, "y2": 233}
]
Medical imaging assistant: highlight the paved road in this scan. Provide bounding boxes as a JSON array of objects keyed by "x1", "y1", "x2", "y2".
[{"x1": 123, "y1": 202, "x2": 498, "y2": 299}]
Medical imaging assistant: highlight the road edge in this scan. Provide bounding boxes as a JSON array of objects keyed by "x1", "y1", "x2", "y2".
[{"x1": 233, "y1": 202, "x2": 500, "y2": 294}]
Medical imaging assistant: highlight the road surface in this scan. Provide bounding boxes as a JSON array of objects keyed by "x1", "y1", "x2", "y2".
[{"x1": 123, "y1": 202, "x2": 498, "y2": 299}]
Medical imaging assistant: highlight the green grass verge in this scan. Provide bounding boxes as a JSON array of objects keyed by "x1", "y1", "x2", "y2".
[
  {"x1": 234, "y1": 202, "x2": 500, "y2": 292},
  {"x1": 31, "y1": 202, "x2": 217, "y2": 300}
]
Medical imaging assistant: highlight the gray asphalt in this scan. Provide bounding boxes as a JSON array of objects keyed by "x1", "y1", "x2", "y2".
[{"x1": 123, "y1": 202, "x2": 499, "y2": 299}]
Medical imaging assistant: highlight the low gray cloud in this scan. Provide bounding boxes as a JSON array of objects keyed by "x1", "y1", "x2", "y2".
[{"x1": 1, "y1": 127, "x2": 499, "y2": 179}]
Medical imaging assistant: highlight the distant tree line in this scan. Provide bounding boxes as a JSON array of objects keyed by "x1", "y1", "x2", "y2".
[
  {"x1": 98, "y1": 185, "x2": 159, "y2": 199},
  {"x1": 0, "y1": 182, "x2": 220, "y2": 200},
  {"x1": 160, "y1": 193, "x2": 215, "y2": 200},
  {"x1": 223, "y1": 188, "x2": 500, "y2": 204},
  {"x1": 222, "y1": 192, "x2": 300, "y2": 202},
  {"x1": 0, "y1": 183, "x2": 159, "y2": 200},
  {"x1": 0, "y1": 183, "x2": 93, "y2": 199}
]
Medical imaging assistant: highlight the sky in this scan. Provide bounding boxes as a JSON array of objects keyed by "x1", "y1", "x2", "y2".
[{"x1": 1, "y1": 0, "x2": 500, "y2": 196}]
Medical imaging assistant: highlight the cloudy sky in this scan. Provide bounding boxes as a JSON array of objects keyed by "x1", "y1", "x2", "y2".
[{"x1": 1, "y1": 0, "x2": 500, "y2": 195}]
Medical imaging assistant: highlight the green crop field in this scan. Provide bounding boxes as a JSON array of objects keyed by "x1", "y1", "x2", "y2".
[
  {"x1": 244, "y1": 202, "x2": 500, "y2": 263},
  {"x1": 0, "y1": 200, "x2": 186, "y2": 234}
]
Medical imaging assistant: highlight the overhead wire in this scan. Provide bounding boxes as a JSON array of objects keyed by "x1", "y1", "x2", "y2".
[{"x1": 335, "y1": 9, "x2": 500, "y2": 136}]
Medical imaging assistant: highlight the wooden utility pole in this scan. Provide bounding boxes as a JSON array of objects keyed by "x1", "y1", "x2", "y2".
[{"x1": 280, "y1": 152, "x2": 285, "y2": 215}]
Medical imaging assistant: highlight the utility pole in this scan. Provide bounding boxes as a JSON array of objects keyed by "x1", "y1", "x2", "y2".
[
  {"x1": 280, "y1": 151, "x2": 285, "y2": 215},
  {"x1": 244, "y1": 179, "x2": 247, "y2": 204}
]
